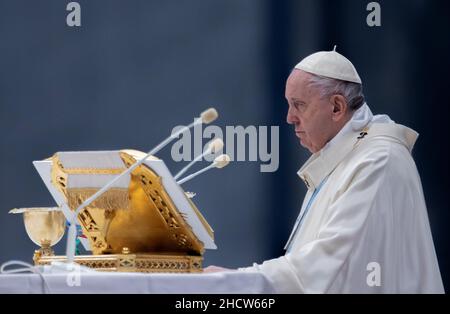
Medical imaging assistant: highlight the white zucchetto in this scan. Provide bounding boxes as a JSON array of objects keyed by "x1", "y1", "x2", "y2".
[{"x1": 295, "y1": 46, "x2": 362, "y2": 84}]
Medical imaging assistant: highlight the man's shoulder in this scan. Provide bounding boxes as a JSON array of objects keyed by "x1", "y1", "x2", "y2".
[{"x1": 345, "y1": 135, "x2": 415, "y2": 173}]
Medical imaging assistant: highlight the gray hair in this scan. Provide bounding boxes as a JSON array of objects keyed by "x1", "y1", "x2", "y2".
[{"x1": 307, "y1": 74, "x2": 365, "y2": 111}]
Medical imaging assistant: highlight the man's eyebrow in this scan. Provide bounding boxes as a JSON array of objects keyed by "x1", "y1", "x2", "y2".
[{"x1": 290, "y1": 98, "x2": 305, "y2": 103}]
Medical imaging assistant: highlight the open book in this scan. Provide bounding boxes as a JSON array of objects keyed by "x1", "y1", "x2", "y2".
[{"x1": 33, "y1": 150, "x2": 216, "y2": 259}]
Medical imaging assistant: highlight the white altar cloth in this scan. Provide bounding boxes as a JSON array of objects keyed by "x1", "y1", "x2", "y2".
[{"x1": 0, "y1": 271, "x2": 275, "y2": 294}]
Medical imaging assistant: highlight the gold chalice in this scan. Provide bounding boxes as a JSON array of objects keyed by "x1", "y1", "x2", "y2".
[{"x1": 9, "y1": 207, "x2": 66, "y2": 259}]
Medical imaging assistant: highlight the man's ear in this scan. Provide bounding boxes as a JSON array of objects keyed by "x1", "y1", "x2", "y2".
[{"x1": 330, "y1": 95, "x2": 348, "y2": 121}]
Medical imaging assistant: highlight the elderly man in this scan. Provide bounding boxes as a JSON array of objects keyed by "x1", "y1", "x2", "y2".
[{"x1": 205, "y1": 48, "x2": 444, "y2": 294}]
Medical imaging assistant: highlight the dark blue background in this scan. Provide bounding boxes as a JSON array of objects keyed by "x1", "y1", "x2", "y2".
[{"x1": 0, "y1": 0, "x2": 448, "y2": 291}]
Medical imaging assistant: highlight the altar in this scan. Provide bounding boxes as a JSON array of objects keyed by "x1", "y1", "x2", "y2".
[
  {"x1": 0, "y1": 271, "x2": 275, "y2": 294},
  {"x1": 1, "y1": 109, "x2": 275, "y2": 294}
]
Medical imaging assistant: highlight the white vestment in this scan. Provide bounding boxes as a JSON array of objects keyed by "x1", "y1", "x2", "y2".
[{"x1": 239, "y1": 104, "x2": 444, "y2": 294}]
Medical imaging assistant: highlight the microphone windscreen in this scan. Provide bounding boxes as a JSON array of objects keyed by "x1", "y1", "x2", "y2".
[
  {"x1": 201, "y1": 108, "x2": 218, "y2": 124},
  {"x1": 208, "y1": 138, "x2": 224, "y2": 153},
  {"x1": 214, "y1": 154, "x2": 231, "y2": 169}
]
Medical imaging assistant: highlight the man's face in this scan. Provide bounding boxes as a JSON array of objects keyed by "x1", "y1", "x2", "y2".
[{"x1": 285, "y1": 70, "x2": 337, "y2": 154}]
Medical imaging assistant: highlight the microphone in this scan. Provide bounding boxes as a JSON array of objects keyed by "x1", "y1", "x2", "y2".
[
  {"x1": 65, "y1": 107, "x2": 219, "y2": 263},
  {"x1": 174, "y1": 138, "x2": 224, "y2": 180},
  {"x1": 200, "y1": 108, "x2": 218, "y2": 124},
  {"x1": 163, "y1": 108, "x2": 218, "y2": 152},
  {"x1": 177, "y1": 154, "x2": 231, "y2": 185}
]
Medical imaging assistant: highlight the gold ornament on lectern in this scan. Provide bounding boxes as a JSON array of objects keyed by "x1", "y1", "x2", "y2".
[{"x1": 10, "y1": 149, "x2": 216, "y2": 273}]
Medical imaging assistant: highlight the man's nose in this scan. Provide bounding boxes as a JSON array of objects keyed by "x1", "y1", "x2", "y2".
[{"x1": 286, "y1": 107, "x2": 298, "y2": 125}]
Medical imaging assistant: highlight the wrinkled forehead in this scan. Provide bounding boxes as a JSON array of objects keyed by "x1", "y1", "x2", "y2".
[{"x1": 285, "y1": 69, "x2": 313, "y2": 99}]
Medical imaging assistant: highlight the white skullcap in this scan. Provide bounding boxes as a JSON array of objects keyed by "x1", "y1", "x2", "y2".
[{"x1": 294, "y1": 46, "x2": 362, "y2": 84}]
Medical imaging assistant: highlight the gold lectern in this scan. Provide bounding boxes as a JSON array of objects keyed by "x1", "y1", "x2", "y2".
[{"x1": 13, "y1": 149, "x2": 216, "y2": 273}]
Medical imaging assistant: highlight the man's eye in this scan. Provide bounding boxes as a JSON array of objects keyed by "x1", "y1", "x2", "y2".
[{"x1": 294, "y1": 102, "x2": 303, "y2": 110}]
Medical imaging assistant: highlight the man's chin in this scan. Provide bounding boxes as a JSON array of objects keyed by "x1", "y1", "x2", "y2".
[{"x1": 299, "y1": 139, "x2": 315, "y2": 154}]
